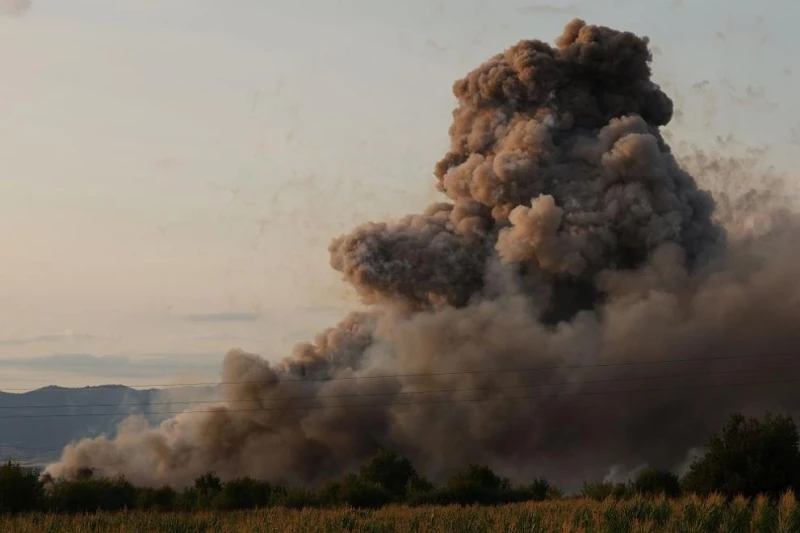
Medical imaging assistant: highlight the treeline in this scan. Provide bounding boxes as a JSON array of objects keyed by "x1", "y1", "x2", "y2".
[
  {"x1": 2, "y1": 411, "x2": 800, "y2": 513},
  {"x1": 0, "y1": 455, "x2": 563, "y2": 513}
]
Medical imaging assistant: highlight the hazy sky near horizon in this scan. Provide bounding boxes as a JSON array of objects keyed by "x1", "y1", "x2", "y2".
[{"x1": 0, "y1": 0, "x2": 798, "y2": 390}]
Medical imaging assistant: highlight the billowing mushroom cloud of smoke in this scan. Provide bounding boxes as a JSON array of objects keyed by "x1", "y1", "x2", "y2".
[{"x1": 44, "y1": 19, "x2": 800, "y2": 490}]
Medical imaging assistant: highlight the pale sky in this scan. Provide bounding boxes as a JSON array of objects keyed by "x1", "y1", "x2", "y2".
[{"x1": 0, "y1": 0, "x2": 798, "y2": 390}]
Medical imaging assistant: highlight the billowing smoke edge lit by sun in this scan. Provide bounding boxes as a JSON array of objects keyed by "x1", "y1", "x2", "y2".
[{"x1": 43, "y1": 19, "x2": 800, "y2": 490}]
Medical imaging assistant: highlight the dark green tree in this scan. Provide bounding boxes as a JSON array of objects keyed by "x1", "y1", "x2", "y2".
[
  {"x1": 267, "y1": 485, "x2": 320, "y2": 509},
  {"x1": 525, "y1": 477, "x2": 562, "y2": 501},
  {"x1": 323, "y1": 474, "x2": 391, "y2": 509},
  {"x1": 0, "y1": 461, "x2": 43, "y2": 513},
  {"x1": 632, "y1": 468, "x2": 680, "y2": 497},
  {"x1": 191, "y1": 472, "x2": 223, "y2": 510},
  {"x1": 358, "y1": 450, "x2": 420, "y2": 499},
  {"x1": 135, "y1": 486, "x2": 177, "y2": 511},
  {"x1": 447, "y1": 464, "x2": 510, "y2": 492},
  {"x1": 581, "y1": 481, "x2": 631, "y2": 501},
  {"x1": 438, "y1": 464, "x2": 518, "y2": 505},
  {"x1": 47, "y1": 477, "x2": 136, "y2": 512},
  {"x1": 682, "y1": 412, "x2": 800, "y2": 498},
  {"x1": 213, "y1": 478, "x2": 271, "y2": 510}
]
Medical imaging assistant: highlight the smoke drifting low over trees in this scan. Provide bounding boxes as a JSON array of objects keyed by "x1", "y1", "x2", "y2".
[{"x1": 44, "y1": 19, "x2": 800, "y2": 490}]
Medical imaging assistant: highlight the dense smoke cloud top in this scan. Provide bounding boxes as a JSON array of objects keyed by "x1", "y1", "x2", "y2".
[
  {"x1": 44, "y1": 19, "x2": 800, "y2": 490},
  {"x1": 333, "y1": 18, "x2": 721, "y2": 321}
]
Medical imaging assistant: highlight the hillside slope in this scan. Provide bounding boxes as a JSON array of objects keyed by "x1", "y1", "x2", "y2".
[{"x1": 0, "y1": 385, "x2": 219, "y2": 465}]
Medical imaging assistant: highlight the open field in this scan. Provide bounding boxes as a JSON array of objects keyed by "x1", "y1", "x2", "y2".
[{"x1": 2, "y1": 494, "x2": 800, "y2": 533}]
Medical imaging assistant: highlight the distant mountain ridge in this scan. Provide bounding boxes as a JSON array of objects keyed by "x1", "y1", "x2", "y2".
[{"x1": 0, "y1": 384, "x2": 219, "y2": 466}]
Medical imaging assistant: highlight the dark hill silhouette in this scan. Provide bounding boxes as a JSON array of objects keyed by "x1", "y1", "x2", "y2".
[{"x1": 0, "y1": 385, "x2": 219, "y2": 466}]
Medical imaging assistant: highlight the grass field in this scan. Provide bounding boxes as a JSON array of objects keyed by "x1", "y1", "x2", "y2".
[{"x1": 3, "y1": 493, "x2": 800, "y2": 533}]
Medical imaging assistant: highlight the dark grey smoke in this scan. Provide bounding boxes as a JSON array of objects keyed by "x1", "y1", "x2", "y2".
[{"x1": 44, "y1": 19, "x2": 800, "y2": 491}]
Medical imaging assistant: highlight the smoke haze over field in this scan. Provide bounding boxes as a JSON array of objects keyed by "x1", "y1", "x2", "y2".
[{"x1": 44, "y1": 19, "x2": 800, "y2": 490}]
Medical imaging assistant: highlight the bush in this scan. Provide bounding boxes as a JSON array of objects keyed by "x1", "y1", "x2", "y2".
[
  {"x1": 435, "y1": 465, "x2": 524, "y2": 505},
  {"x1": 581, "y1": 481, "x2": 631, "y2": 501},
  {"x1": 323, "y1": 474, "x2": 392, "y2": 509},
  {"x1": 524, "y1": 477, "x2": 562, "y2": 501},
  {"x1": 47, "y1": 477, "x2": 136, "y2": 512},
  {"x1": 682, "y1": 412, "x2": 800, "y2": 498},
  {"x1": 358, "y1": 450, "x2": 420, "y2": 499},
  {"x1": 268, "y1": 485, "x2": 320, "y2": 509},
  {"x1": 404, "y1": 475, "x2": 435, "y2": 504},
  {"x1": 447, "y1": 464, "x2": 510, "y2": 492},
  {"x1": 135, "y1": 486, "x2": 177, "y2": 511},
  {"x1": 0, "y1": 461, "x2": 43, "y2": 513},
  {"x1": 192, "y1": 472, "x2": 222, "y2": 509},
  {"x1": 213, "y1": 478, "x2": 271, "y2": 510},
  {"x1": 632, "y1": 468, "x2": 681, "y2": 498}
]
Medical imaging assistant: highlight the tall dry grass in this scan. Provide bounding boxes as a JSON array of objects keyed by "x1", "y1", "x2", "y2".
[{"x1": 2, "y1": 493, "x2": 800, "y2": 532}]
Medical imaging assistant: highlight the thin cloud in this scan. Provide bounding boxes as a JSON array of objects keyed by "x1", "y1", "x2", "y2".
[
  {"x1": 192, "y1": 333, "x2": 243, "y2": 342},
  {"x1": 516, "y1": 3, "x2": 580, "y2": 14},
  {"x1": 0, "y1": 353, "x2": 222, "y2": 380},
  {"x1": 183, "y1": 312, "x2": 260, "y2": 323},
  {"x1": 0, "y1": 332, "x2": 98, "y2": 346}
]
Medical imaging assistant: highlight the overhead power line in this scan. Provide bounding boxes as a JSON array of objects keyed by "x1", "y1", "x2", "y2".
[
  {"x1": 0, "y1": 359, "x2": 798, "y2": 412},
  {"x1": 0, "y1": 373, "x2": 798, "y2": 421},
  {"x1": 0, "y1": 349, "x2": 797, "y2": 393}
]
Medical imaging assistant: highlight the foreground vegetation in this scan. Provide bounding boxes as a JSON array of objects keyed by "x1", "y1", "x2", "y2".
[
  {"x1": 1, "y1": 412, "x2": 800, "y2": 532},
  {"x1": 2, "y1": 495, "x2": 800, "y2": 532},
  {"x1": 0, "y1": 412, "x2": 792, "y2": 514}
]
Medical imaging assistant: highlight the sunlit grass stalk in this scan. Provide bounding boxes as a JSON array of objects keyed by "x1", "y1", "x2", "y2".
[{"x1": 4, "y1": 495, "x2": 800, "y2": 533}]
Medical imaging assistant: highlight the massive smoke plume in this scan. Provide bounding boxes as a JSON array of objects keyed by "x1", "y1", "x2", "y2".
[{"x1": 44, "y1": 19, "x2": 800, "y2": 490}]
